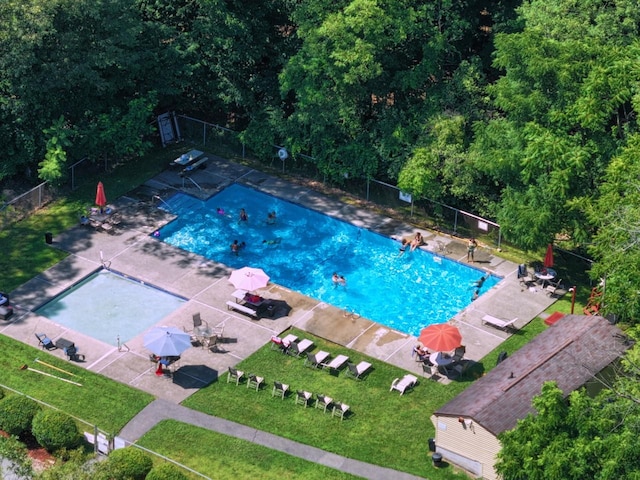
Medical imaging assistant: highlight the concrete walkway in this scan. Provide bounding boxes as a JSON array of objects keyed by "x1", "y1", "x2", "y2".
[{"x1": 119, "y1": 399, "x2": 424, "y2": 480}]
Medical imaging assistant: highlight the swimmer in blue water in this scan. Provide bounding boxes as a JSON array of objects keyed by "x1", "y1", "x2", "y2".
[{"x1": 262, "y1": 238, "x2": 281, "y2": 245}]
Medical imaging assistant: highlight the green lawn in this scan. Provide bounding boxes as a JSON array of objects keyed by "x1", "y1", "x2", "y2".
[
  {"x1": 0, "y1": 336, "x2": 153, "y2": 434},
  {"x1": 138, "y1": 419, "x2": 361, "y2": 480},
  {"x1": 180, "y1": 323, "x2": 547, "y2": 479}
]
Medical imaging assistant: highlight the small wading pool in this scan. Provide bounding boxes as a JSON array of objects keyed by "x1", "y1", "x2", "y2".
[
  {"x1": 35, "y1": 269, "x2": 186, "y2": 346},
  {"x1": 157, "y1": 184, "x2": 500, "y2": 335}
]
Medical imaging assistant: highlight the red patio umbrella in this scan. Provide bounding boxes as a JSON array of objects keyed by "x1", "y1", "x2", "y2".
[
  {"x1": 418, "y1": 324, "x2": 462, "y2": 352},
  {"x1": 543, "y1": 243, "x2": 554, "y2": 268},
  {"x1": 95, "y1": 181, "x2": 107, "y2": 209}
]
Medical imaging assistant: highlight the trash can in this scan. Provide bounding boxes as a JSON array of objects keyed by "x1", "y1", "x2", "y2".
[
  {"x1": 432, "y1": 453, "x2": 443, "y2": 467},
  {"x1": 428, "y1": 438, "x2": 436, "y2": 452},
  {"x1": 45, "y1": 232, "x2": 53, "y2": 244}
]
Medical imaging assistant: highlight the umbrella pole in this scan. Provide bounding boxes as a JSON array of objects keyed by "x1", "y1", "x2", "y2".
[{"x1": 20, "y1": 364, "x2": 83, "y2": 386}]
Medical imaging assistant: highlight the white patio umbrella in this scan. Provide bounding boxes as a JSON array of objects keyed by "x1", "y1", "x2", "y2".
[
  {"x1": 144, "y1": 326, "x2": 191, "y2": 357},
  {"x1": 229, "y1": 266, "x2": 270, "y2": 292}
]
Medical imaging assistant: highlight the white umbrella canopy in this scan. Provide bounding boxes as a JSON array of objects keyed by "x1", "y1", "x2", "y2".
[
  {"x1": 144, "y1": 326, "x2": 191, "y2": 357},
  {"x1": 229, "y1": 266, "x2": 270, "y2": 291}
]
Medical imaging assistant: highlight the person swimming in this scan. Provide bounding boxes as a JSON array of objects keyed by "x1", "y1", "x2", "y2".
[
  {"x1": 239, "y1": 208, "x2": 248, "y2": 222},
  {"x1": 262, "y1": 238, "x2": 281, "y2": 245},
  {"x1": 217, "y1": 207, "x2": 225, "y2": 215},
  {"x1": 473, "y1": 273, "x2": 489, "y2": 288},
  {"x1": 266, "y1": 211, "x2": 276, "y2": 224}
]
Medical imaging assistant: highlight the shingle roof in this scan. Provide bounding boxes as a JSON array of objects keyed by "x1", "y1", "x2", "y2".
[{"x1": 435, "y1": 315, "x2": 631, "y2": 436}]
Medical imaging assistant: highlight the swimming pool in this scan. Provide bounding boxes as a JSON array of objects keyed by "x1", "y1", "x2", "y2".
[
  {"x1": 157, "y1": 184, "x2": 500, "y2": 335},
  {"x1": 35, "y1": 269, "x2": 187, "y2": 346}
]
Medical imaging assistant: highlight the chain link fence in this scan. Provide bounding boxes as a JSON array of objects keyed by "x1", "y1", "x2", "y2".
[{"x1": 0, "y1": 182, "x2": 55, "y2": 231}]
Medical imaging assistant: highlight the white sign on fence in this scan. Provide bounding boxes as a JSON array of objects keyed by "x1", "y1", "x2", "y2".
[{"x1": 399, "y1": 191, "x2": 412, "y2": 203}]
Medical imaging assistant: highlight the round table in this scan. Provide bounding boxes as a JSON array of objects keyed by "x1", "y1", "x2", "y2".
[
  {"x1": 535, "y1": 268, "x2": 556, "y2": 284},
  {"x1": 429, "y1": 352, "x2": 453, "y2": 367}
]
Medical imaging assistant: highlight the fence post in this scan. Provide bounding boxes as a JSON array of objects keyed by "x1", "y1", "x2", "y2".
[{"x1": 454, "y1": 210, "x2": 458, "y2": 233}]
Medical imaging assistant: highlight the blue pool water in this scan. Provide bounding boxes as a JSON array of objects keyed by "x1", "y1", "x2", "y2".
[
  {"x1": 36, "y1": 269, "x2": 186, "y2": 346},
  {"x1": 157, "y1": 184, "x2": 500, "y2": 335}
]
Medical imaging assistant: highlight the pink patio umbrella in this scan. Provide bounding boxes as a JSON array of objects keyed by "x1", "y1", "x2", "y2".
[
  {"x1": 543, "y1": 243, "x2": 554, "y2": 269},
  {"x1": 229, "y1": 266, "x2": 270, "y2": 292},
  {"x1": 95, "y1": 181, "x2": 107, "y2": 210}
]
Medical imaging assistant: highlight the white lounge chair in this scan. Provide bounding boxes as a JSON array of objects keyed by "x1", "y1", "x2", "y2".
[
  {"x1": 304, "y1": 350, "x2": 330, "y2": 368},
  {"x1": 482, "y1": 315, "x2": 518, "y2": 331},
  {"x1": 345, "y1": 361, "x2": 372, "y2": 380},
  {"x1": 322, "y1": 354, "x2": 350, "y2": 374},
  {"x1": 288, "y1": 338, "x2": 314, "y2": 357},
  {"x1": 390, "y1": 374, "x2": 418, "y2": 395},
  {"x1": 226, "y1": 300, "x2": 258, "y2": 318}
]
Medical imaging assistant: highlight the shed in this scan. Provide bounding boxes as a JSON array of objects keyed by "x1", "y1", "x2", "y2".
[{"x1": 431, "y1": 314, "x2": 631, "y2": 479}]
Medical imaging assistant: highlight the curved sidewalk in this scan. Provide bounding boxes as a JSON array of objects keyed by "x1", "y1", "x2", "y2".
[{"x1": 118, "y1": 399, "x2": 425, "y2": 480}]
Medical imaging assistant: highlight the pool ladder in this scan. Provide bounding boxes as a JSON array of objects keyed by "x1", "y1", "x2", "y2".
[{"x1": 117, "y1": 335, "x2": 130, "y2": 352}]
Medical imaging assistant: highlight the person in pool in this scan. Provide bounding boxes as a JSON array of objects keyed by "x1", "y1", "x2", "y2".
[
  {"x1": 473, "y1": 273, "x2": 489, "y2": 288},
  {"x1": 266, "y1": 211, "x2": 276, "y2": 224},
  {"x1": 262, "y1": 238, "x2": 281, "y2": 245},
  {"x1": 217, "y1": 207, "x2": 225, "y2": 215},
  {"x1": 239, "y1": 208, "x2": 248, "y2": 222},
  {"x1": 398, "y1": 238, "x2": 409, "y2": 256},
  {"x1": 332, "y1": 272, "x2": 340, "y2": 285}
]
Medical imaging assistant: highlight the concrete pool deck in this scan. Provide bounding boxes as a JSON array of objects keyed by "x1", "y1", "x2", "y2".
[{"x1": 1, "y1": 154, "x2": 560, "y2": 403}]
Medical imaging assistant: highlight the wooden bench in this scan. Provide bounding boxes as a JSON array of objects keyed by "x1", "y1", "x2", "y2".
[{"x1": 226, "y1": 301, "x2": 258, "y2": 318}]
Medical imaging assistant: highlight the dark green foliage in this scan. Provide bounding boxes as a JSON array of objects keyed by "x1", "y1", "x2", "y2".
[
  {"x1": 145, "y1": 462, "x2": 189, "y2": 480},
  {"x1": 101, "y1": 446, "x2": 153, "y2": 480},
  {"x1": 0, "y1": 434, "x2": 33, "y2": 478},
  {"x1": 0, "y1": 395, "x2": 41, "y2": 437},
  {"x1": 32, "y1": 409, "x2": 81, "y2": 452}
]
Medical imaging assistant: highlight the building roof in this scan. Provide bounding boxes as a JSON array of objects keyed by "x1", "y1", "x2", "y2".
[{"x1": 435, "y1": 315, "x2": 631, "y2": 436}]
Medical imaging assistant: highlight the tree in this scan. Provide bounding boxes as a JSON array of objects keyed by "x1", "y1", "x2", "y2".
[{"x1": 588, "y1": 133, "x2": 640, "y2": 323}]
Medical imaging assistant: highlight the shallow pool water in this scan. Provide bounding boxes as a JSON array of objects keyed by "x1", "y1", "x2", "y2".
[
  {"x1": 157, "y1": 184, "x2": 500, "y2": 335},
  {"x1": 36, "y1": 269, "x2": 186, "y2": 346}
]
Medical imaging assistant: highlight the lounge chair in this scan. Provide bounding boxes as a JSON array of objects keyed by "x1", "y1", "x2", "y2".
[
  {"x1": 272, "y1": 381, "x2": 289, "y2": 400},
  {"x1": 35, "y1": 333, "x2": 56, "y2": 350},
  {"x1": 227, "y1": 367, "x2": 245, "y2": 386},
  {"x1": 482, "y1": 315, "x2": 518, "y2": 331},
  {"x1": 192, "y1": 312, "x2": 208, "y2": 329},
  {"x1": 422, "y1": 364, "x2": 438, "y2": 379},
  {"x1": 322, "y1": 354, "x2": 349, "y2": 374},
  {"x1": 315, "y1": 394, "x2": 333, "y2": 413},
  {"x1": 295, "y1": 390, "x2": 313, "y2": 408},
  {"x1": 304, "y1": 351, "x2": 330, "y2": 368},
  {"x1": 451, "y1": 346, "x2": 466, "y2": 363},
  {"x1": 390, "y1": 374, "x2": 418, "y2": 395},
  {"x1": 332, "y1": 402, "x2": 350, "y2": 421},
  {"x1": 546, "y1": 278, "x2": 563, "y2": 297},
  {"x1": 246, "y1": 373, "x2": 264, "y2": 392},
  {"x1": 518, "y1": 264, "x2": 536, "y2": 286},
  {"x1": 345, "y1": 361, "x2": 372, "y2": 380},
  {"x1": 64, "y1": 345, "x2": 85, "y2": 362},
  {"x1": 288, "y1": 339, "x2": 314, "y2": 357}
]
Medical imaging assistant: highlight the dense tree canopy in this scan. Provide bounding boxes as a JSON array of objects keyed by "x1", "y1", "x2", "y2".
[{"x1": 1, "y1": 0, "x2": 640, "y2": 320}]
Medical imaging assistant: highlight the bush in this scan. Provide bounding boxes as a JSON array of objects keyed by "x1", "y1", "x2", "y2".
[
  {"x1": 103, "y1": 447, "x2": 153, "y2": 480},
  {"x1": 0, "y1": 395, "x2": 41, "y2": 436},
  {"x1": 32, "y1": 410, "x2": 81, "y2": 452},
  {"x1": 145, "y1": 463, "x2": 188, "y2": 480},
  {"x1": 0, "y1": 388, "x2": 5, "y2": 400}
]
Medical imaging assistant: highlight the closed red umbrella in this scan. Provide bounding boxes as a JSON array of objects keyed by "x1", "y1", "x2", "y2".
[
  {"x1": 543, "y1": 243, "x2": 554, "y2": 268},
  {"x1": 418, "y1": 324, "x2": 462, "y2": 352},
  {"x1": 95, "y1": 181, "x2": 107, "y2": 208}
]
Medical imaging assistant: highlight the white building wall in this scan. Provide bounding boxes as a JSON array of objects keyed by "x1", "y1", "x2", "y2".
[{"x1": 431, "y1": 415, "x2": 502, "y2": 480}]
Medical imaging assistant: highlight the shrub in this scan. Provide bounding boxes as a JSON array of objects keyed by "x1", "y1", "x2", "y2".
[
  {"x1": 0, "y1": 388, "x2": 5, "y2": 400},
  {"x1": 145, "y1": 463, "x2": 188, "y2": 480},
  {"x1": 0, "y1": 395, "x2": 41, "y2": 437},
  {"x1": 103, "y1": 446, "x2": 153, "y2": 480},
  {"x1": 32, "y1": 410, "x2": 81, "y2": 452}
]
